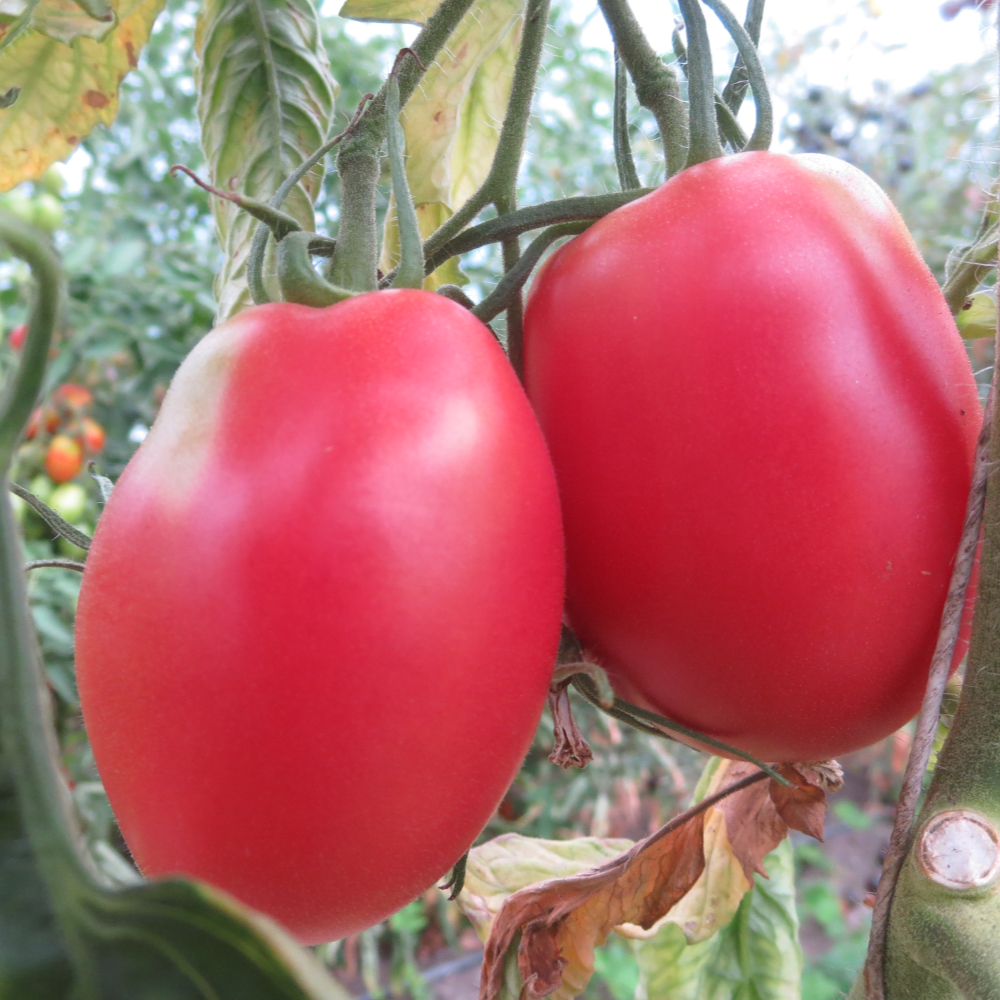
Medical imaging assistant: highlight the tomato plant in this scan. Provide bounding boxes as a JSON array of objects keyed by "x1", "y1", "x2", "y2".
[
  {"x1": 74, "y1": 289, "x2": 565, "y2": 944},
  {"x1": 523, "y1": 151, "x2": 980, "y2": 763}
]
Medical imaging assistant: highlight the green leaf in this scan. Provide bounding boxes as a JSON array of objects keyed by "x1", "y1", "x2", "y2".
[
  {"x1": 0, "y1": 0, "x2": 166, "y2": 191},
  {"x1": 337, "y1": 0, "x2": 438, "y2": 24},
  {"x1": 378, "y1": 0, "x2": 523, "y2": 289},
  {"x1": 634, "y1": 839, "x2": 802, "y2": 1000},
  {"x1": 0, "y1": 756, "x2": 74, "y2": 1000},
  {"x1": 195, "y1": 0, "x2": 338, "y2": 320}
]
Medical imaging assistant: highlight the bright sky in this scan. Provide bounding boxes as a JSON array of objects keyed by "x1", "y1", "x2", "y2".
[
  {"x1": 584, "y1": 0, "x2": 996, "y2": 94},
  {"x1": 60, "y1": 0, "x2": 996, "y2": 193}
]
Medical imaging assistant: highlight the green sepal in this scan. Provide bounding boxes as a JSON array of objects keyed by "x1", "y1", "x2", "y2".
[{"x1": 277, "y1": 232, "x2": 356, "y2": 307}]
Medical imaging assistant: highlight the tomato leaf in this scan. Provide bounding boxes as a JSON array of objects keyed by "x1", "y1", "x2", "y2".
[
  {"x1": 461, "y1": 761, "x2": 838, "y2": 1000},
  {"x1": 0, "y1": 756, "x2": 74, "y2": 999},
  {"x1": 195, "y1": 0, "x2": 338, "y2": 320},
  {"x1": 378, "y1": 0, "x2": 523, "y2": 289},
  {"x1": 459, "y1": 833, "x2": 635, "y2": 940},
  {"x1": 633, "y1": 839, "x2": 802, "y2": 1000},
  {"x1": 955, "y1": 291, "x2": 997, "y2": 340},
  {"x1": 337, "y1": 0, "x2": 439, "y2": 22},
  {"x1": 0, "y1": 0, "x2": 165, "y2": 191}
]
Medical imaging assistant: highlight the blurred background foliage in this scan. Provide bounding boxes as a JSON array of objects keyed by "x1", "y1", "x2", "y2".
[{"x1": 0, "y1": 1, "x2": 996, "y2": 997}]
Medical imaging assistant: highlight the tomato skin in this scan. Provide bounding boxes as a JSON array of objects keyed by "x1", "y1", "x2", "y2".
[
  {"x1": 45, "y1": 434, "x2": 83, "y2": 483},
  {"x1": 80, "y1": 416, "x2": 106, "y2": 455},
  {"x1": 523, "y1": 151, "x2": 979, "y2": 763},
  {"x1": 75, "y1": 290, "x2": 564, "y2": 943}
]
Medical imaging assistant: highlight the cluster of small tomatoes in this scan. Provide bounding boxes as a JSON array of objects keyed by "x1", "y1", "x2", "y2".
[{"x1": 14, "y1": 362, "x2": 107, "y2": 483}]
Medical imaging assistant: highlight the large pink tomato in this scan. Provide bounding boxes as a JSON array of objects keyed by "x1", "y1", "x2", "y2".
[
  {"x1": 523, "y1": 152, "x2": 979, "y2": 763},
  {"x1": 76, "y1": 290, "x2": 564, "y2": 943}
]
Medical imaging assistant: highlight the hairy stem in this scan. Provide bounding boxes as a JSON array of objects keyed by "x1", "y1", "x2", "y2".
[
  {"x1": 721, "y1": 0, "x2": 764, "y2": 112},
  {"x1": 677, "y1": 0, "x2": 722, "y2": 166},
  {"x1": 701, "y1": 0, "x2": 772, "y2": 151},
  {"x1": 386, "y1": 65, "x2": 424, "y2": 290},
  {"x1": 598, "y1": 0, "x2": 688, "y2": 175},
  {"x1": 473, "y1": 222, "x2": 590, "y2": 324},
  {"x1": 613, "y1": 48, "x2": 642, "y2": 190},
  {"x1": 425, "y1": 190, "x2": 651, "y2": 274},
  {"x1": 326, "y1": 0, "x2": 478, "y2": 290}
]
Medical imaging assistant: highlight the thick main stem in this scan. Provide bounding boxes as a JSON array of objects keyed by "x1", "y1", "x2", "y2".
[
  {"x1": 599, "y1": 0, "x2": 688, "y2": 176},
  {"x1": 326, "y1": 0, "x2": 477, "y2": 290},
  {"x1": 0, "y1": 212, "x2": 95, "y2": 984}
]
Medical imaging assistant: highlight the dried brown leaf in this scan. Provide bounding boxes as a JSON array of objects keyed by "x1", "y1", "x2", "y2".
[
  {"x1": 479, "y1": 817, "x2": 705, "y2": 1000},
  {"x1": 769, "y1": 763, "x2": 833, "y2": 841},
  {"x1": 473, "y1": 761, "x2": 835, "y2": 1000}
]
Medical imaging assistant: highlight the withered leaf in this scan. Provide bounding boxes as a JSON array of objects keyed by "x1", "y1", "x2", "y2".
[
  {"x1": 471, "y1": 760, "x2": 837, "y2": 1000},
  {"x1": 479, "y1": 816, "x2": 705, "y2": 1000}
]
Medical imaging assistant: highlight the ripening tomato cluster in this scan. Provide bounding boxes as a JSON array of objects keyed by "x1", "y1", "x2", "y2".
[
  {"x1": 21, "y1": 381, "x2": 106, "y2": 483},
  {"x1": 75, "y1": 153, "x2": 979, "y2": 944}
]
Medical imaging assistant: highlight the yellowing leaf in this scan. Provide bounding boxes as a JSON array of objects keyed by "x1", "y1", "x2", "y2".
[
  {"x1": 634, "y1": 840, "x2": 802, "y2": 1000},
  {"x1": 378, "y1": 0, "x2": 523, "y2": 287},
  {"x1": 956, "y1": 291, "x2": 997, "y2": 339},
  {"x1": 626, "y1": 789, "x2": 752, "y2": 945},
  {"x1": 337, "y1": 0, "x2": 438, "y2": 23},
  {"x1": 195, "y1": 0, "x2": 338, "y2": 320},
  {"x1": 0, "y1": 0, "x2": 164, "y2": 191},
  {"x1": 464, "y1": 761, "x2": 838, "y2": 1000},
  {"x1": 460, "y1": 833, "x2": 634, "y2": 940}
]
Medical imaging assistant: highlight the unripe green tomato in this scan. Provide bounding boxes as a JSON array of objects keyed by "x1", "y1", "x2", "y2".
[
  {"x1": 57, "y1": 534, "x2": 89, "y2": 560},
  {"x1": 39, "y1": 165, "x2": 65, "y2": 198},
  {"x1": 0, "y1": 190, "x2": 34, "y2": 223},
  {"x1": 32, "y1": 194, "x2": 63, "y2": 232},
  {"x1": 29, "y1": 474, "x2": 54, "y2": 505},
  {"x1": 49, "y1": 483, "x2": 88, "y2": 523}
]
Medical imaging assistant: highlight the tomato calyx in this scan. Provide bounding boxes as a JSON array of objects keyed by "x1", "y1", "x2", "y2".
[{"x1": 171, "y1": 164, "x2": 354, "y2": 308}]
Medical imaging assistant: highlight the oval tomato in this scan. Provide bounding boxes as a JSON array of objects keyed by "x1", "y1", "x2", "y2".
[
  {"x1": 523, "y1": 152, "x2": 979, "y2": 763},
  {"x1": 75, "y1": 290, "x2": 564, "y2": 944}
]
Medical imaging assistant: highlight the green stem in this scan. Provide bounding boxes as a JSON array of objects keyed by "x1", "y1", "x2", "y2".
[
  {"x1": 942, "y1": 223, "x2": 998, "y2": 315},
  {"x1": 425, "y1": 189, "x2": 651, "y2": 275},
  {"x1": 678, "y1": 0, "x2": 723, "y2": 167},
  {"x1": 327, "y1": 148, "x2": 381, "y2": 293},
  {"x1": 613, "y1": 48, "x2": 642, "y2": 190},
  {"x1": 386, "y1": 63, "x2": 424, "y2": 290},
  {"x1": 8, "y1": 482, "x2": 92, "y2": 551},
  {"x1": 326, "y1": 0, "x2": 478, "y2": 291},
  {"x1": 671, "y1": 27, "x2": 748, "y2": 152},
  {"x1": 700, "y1": 0, "x2": 772, "y2": 152},
  {"x1": 421, "y1": 0, "x2": 552, "y2": 262},
  {"x1": 0, "y1": 214, "x2": 63, "y2": 458},
  {"x1": 721, "y1": 0, "x2": 764, "y2": 112},
  {"x1": 599, "y1": 0, "x2": 689, "y2": 176},
  {"x1": 569, "y1": 673, "x2": 790, "y2": 785},
  {"x1": 472, "y1": 222, "x2": 589, "y2": 324},
  {"x1": 491, "y1": 0, "x2": 550, "y2": 216},
  {"x1": 0, "y1": 211, "x2": 95, "y2": 977}
]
